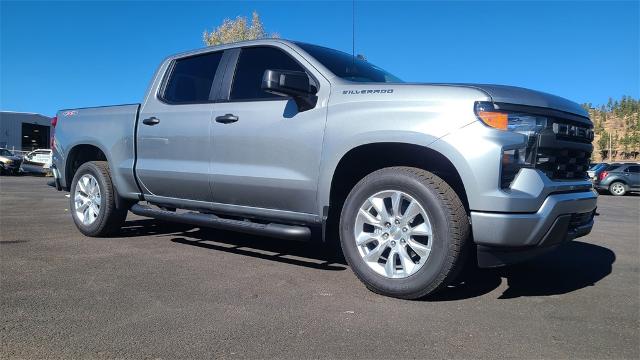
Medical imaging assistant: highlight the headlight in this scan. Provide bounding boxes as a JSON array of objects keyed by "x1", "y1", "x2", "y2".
[{"x1": 475, "y1": 102, "x2": 549, "y2": 188}]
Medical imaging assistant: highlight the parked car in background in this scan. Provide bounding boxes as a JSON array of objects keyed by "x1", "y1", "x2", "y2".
[
  {"x1": 20, "y1": 149, "x2": 52, "y2": 174},
  {"x1": 587, "y1": 163, "x2": 606, "y2": 179},
  {"x1": 591, "y1": 163, "x2": 619, "y2": 183},
  {"x1": 594, "y1": 163, "x2": 640, "y2": 196},
  {"x1": 0, "y1": 148, "x2": 22, "y2": 175}
]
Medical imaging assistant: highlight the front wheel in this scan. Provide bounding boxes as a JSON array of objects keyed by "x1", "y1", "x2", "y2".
[
  {"x1": 339, "y1": 167, "x2": 469, "y2": 299},
  {"x1": 70, "y1": 161, "x2": 127, "y2": 237},
  {"x1": 609, "y1": 181, "x2": 627, "y2": 196}
]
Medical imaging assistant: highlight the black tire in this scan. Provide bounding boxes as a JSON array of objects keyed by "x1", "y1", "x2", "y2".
[
  {"x1": 339, "y1": 167, "x2": 469, "y2": 299},
  {"x1": 69, "y1": 161, "x2": 127, "y2": 237},
  {"x1": 608, "y1": 181, "x2": 627, "y2": 196}
]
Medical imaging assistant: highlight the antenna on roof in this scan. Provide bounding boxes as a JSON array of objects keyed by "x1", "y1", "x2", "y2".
[{"x1": 352, "y1": 0, "x2": 355, "y2": 64}]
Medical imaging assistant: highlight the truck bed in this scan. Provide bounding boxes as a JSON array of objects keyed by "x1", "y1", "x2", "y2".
[{"x1": 53, "y1": 104, "x2": 141, "y2": 198}]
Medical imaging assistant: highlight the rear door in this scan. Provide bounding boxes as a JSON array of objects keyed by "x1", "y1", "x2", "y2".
[
  {"x1": 209, "y1": 45, "x2": 329, "y2": 215},
  {"x1": 136, "y1": 50, "x2": 225, "y2": 202}
]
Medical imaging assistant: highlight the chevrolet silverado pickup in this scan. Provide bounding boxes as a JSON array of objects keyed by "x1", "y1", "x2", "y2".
[{"x1": 51, "y1": 39, "x2": 597, "y2": 299}]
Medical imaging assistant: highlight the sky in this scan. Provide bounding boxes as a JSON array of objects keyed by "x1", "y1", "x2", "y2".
[{"x1": 1, "y1": 0, "x2": 638, "y2": 117}]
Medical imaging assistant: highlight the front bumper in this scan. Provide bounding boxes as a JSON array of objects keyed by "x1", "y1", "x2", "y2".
[
  {"x1": 594, "y1": 183, "x2": 609, "y2": 191},
  {"x1": 0, "y1": 160, "x2": 22, "y2": 174},
  {"x1": 471, "y1": 190, "x2": 597, "y2": 267}
]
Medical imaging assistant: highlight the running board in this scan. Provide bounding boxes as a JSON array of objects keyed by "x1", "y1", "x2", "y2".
[{"x1": 130, "y1": 204, "x2": 310, "y2": 241}]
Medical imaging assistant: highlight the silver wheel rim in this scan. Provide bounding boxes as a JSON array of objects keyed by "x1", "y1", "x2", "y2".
[
  {"x1": 611, "y1": 183, "x2": 625, "y2": 195},
  {"x1": 74, "y1": 174, "x2": 101, "y2": 225},
  {"x1": 354, "y1": 190, "x2": 433, "y2": 279}
]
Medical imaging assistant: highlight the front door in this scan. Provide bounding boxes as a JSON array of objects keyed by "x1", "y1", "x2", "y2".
[
  {"x1": 625, "y1": 165, "x2": 640, "y2": 189},
  {"x1": 136, "y1": 50, "x2": 224, "y2": 202},
  {"x1": 210, "y1": 46, "x2": 328, "y2": 215}
]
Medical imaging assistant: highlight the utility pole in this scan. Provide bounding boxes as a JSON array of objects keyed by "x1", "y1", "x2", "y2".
[
  {"x1": 609, "y1": 131, "x2": 612, "y2": 161},
  {"x1": 608, "y1": 130, "x2": 617, "y2": 162}
]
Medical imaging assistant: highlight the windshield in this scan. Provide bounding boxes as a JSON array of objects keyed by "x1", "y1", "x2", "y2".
[
  {"x1": 295, "y1": 42, "x2": 402, "y2": 83},
  {"x1": 0, "y1": 149, "x2": 14, "y2": 157}
]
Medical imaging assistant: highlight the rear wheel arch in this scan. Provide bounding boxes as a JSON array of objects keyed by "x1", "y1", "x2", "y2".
[
  {"x1": 64, "y1": 144, "x2": 109, "y2": 189},
  {"x1": 65, "y1": 143, "x2": 134, "y2": 210}
]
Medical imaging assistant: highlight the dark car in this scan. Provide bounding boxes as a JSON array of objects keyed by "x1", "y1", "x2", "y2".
[
  {"x1": 594, "y1": 163, "x2": 640, "y2": 196},
  {"x1": 0, "y1": 148, "x2": 22, "y2": 175}
]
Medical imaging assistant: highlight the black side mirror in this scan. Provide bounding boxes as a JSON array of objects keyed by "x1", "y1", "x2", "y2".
[{"x1": 262, "y1": 69, "x2": 318, "y2": 112}]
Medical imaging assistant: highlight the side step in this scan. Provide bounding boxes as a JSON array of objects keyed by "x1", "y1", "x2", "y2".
[{"x1": 130, "y1": 204, "x2": 310, "y2": 241}]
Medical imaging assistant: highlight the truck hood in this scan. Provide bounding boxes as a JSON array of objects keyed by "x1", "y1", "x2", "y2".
[{"x1": 443, "y1": 83, "x2": 589, "y2": 118}]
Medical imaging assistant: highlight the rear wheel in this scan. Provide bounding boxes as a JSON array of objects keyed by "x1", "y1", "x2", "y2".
[
  {"x1": 609, "y1": 181, "x2": 627, "y2": 196},
  {"x1": 339, "y1": 167, "x2": 469, "y2": 299},
  {"x1": 70, "y1": 161, "x2": 127, "y2": 236}
]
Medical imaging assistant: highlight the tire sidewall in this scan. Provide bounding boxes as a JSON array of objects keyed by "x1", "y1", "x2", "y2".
[
  {"x1": 70, "y1": 163, "x2": 110, "y2": 235},
  {"x1": 340, "y1": 170, "x2": 453, "y2": 297},
  {"x1": 609, "y1": 182, "x2": 626, "y2": 196}
]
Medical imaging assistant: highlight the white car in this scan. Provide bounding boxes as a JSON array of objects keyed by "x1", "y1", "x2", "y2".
[{"x1": 21, "y1": 149, "x2": 52, "y2": 174}]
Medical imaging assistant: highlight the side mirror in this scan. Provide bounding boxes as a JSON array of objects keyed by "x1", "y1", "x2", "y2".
[{"x1": 262, "y1": 69, "x2": 318, "y2": 112}]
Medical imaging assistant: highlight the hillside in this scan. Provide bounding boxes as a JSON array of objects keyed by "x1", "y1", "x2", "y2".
[{"x1": 582, "y1": 96, "x2": 640, "y2": 162}]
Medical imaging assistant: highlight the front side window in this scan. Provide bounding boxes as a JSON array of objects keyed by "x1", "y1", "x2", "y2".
[
  {"x1": 295, "y1": 42, "x2": 402, "y2": 83},
  {"x1": 230, "y1": 47, "x2": 306, "y2": 101},
  {"x1": 163, "y1": 51, "x2": 223, "y2": 103}
]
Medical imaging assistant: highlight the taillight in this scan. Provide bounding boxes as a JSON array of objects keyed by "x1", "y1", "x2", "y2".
[
  {"x1": 598, "y1": 171, "x2": 608, "y2": 181},
  {"x1": 50, "y1": 116, "x2": 57, "y2": 148}
]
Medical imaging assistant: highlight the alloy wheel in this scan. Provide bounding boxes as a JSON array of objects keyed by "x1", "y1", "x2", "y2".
[
  {"x1": 353, "y1": 190, "x2": 433, "y2": 278},
  {"x1": 74, "y1": 174, "x2": 101, "y2": 225},
  {"x1": 610, "y1": 182, "x2": 626, "y2": 196}
]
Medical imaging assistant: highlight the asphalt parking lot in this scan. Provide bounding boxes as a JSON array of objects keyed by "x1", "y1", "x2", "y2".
[{"x1": 1, "y1": 176, "x2": 639, "y2": 359}]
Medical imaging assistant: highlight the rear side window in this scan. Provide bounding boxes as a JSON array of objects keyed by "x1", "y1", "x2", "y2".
[
  {"x1": 625, "y1": 165, "x2": 639, "y2": 173},
  {"x1": 230, "y1": 47, "x2": 306, "y2": 101},
  {"x1": 163, "y1": 51, "x2": 223, "y2": 103}
]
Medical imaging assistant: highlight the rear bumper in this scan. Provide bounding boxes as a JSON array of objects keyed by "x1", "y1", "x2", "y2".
[{"x1": 471, "y1": 190, "x2": 597, "y2": 267}]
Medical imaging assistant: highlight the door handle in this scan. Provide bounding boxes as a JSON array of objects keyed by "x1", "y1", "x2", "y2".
[
  {"x1": 142, "y1": 117, "x2": 160, "y2": 126},
  {"x1": 215, "y1": 114, "x2": 239, "y2": 124}
]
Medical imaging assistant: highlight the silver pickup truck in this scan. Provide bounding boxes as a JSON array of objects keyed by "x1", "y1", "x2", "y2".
[{"x1": 51, "y1": 39, "x2": 597, "y2": 299}]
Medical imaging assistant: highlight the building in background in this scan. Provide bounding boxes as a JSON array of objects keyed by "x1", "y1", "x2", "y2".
[{"x1": 0, "y1": 111, "x2": 52, "y2": 151}]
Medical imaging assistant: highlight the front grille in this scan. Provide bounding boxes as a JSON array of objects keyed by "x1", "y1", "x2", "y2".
[
  {"x1": 536, "y1": 147, "x2": 591, "y2": 180},
  {"x1": 552, "y1": 122, "x2": 594, "y2": 143},
  {"x1": 534, "y1": 118, "x2": 593, "y2": 181}
]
